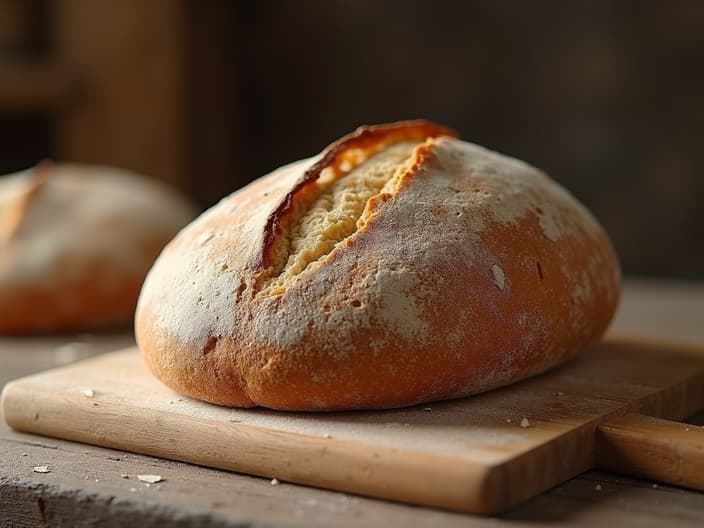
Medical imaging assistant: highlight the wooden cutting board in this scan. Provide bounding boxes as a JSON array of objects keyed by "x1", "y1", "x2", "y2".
[{"x1": 3, "y1": 337, "x2": 704, "y2": 514}]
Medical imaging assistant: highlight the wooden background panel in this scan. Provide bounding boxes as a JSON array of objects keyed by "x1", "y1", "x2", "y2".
[
  {"x1": 48, "y1": 0, "x2": 188, "y2": 188},
  {"x1": 2, "y1": 0, "x2": 703, "y2": 277}
]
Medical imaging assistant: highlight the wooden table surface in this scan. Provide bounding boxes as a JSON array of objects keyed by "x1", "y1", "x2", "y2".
[{"x1": 1, "y1": 277, "x2": 704, "y2": 527}]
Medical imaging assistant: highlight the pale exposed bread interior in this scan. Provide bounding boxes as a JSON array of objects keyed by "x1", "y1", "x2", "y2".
[{"x1": 259, "y1": 140, "x2": 421, "y2": 296}]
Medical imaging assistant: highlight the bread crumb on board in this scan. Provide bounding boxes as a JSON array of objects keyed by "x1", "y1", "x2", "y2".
[
  {"x1": 33, "y1": 466, "x2": 50, "y2": 473},
  {"x1": 270, "y1": 478, "x2": 280, "y2": 485},
  {"x1": 80, "y1": 387, "x2": 95, "y2": 398},
  {"x1": 520, "y1": 418, "x2": 531, "y2": 428},
  {"x1": 137, "y1": 474, "x2": 163, "y2": 484}
]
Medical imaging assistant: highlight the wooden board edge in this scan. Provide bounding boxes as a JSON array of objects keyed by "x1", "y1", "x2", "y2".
[
  {"x1": 479, "y1": 421, "x2": 597, "y2": 514},
  {"x1": 604, "y1": 333, "x2": 704, "y2": 353},
  {"x1": 1, "y1": 379, "x2": 503, "y2": 514}
]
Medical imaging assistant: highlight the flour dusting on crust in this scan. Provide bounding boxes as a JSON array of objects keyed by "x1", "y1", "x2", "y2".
[
  {"x1": 141, "y1": 241, "x2": 238, "y2": 350},
  {"x1": 434, "y1": 138, "x2": 602, "y2": 242},
  {"x1": 373, "y1": 267, "x2": 429, "y2": 342}
]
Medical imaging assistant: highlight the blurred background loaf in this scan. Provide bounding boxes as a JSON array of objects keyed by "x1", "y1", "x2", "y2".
[
  {"x1": 0, "y1": 163, "x2": 197, "y2": 333},
  {"x1": 0, "y1": 0, "x2": 702, "y2": 279}
]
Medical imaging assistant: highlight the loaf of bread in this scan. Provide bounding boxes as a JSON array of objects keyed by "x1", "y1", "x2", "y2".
[
  {"x1": 136, "y1": 121, "x2": 620, "y2": 410},
  {"x1": 0, "y1": 163, "x2": 197, "y2": 333}
]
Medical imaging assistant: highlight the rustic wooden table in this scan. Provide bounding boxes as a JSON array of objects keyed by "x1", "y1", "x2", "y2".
[{"x1": 1, "y1": 278, "x2": 704, "y2": 527}]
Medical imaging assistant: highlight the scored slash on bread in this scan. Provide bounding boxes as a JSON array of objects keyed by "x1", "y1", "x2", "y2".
[
  {"x1": 136, "y1": 120, "x2": 621, "y2": 411},
  {"x1": 257, "y1": 121, "x2": 457, "y2": 282},
  {"x1": 0, "y1": 161, "x2": 50, "y2": 247},
  {"x1": 257, "y1": 121, "x2": 457, "y2": 296}
]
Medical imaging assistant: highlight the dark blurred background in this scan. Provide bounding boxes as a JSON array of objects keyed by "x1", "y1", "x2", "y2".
[{"x1": 1, "y1": 0, "x2": 702, "y2": 278}]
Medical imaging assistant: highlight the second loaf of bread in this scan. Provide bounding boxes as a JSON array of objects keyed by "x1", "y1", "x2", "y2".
[{"x1": 136, "y1": 120, "x2": 620, "y2": 410}]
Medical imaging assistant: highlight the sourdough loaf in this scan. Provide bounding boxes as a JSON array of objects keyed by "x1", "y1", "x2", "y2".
[
  {"x1": 0, "y1": 163, "x2": 197, "y2": 333},
  {"x1": 136, "y1": 121, "x2": 620, "y2": 410}
]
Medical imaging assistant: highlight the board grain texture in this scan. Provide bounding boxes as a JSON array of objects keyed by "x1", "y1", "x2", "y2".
[{"x1": 3, "y1": 336, "x2": 704, "y2": 514}]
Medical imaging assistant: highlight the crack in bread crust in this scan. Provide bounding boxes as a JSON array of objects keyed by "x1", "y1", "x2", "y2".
[
  {"x1": 0, "y1": 163, "x2": 51, "y2": 247},
  {"x1": 255, "y1": 121, "x2": 457, "y2": 296},
  {"x1": 259, "y1": 142, "x2": 419, "y2": 296}
]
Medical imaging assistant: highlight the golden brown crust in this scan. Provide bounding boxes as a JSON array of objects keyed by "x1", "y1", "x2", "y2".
[{"x1": 136, "y1": 121, "x2": 621, "y2": 410}]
